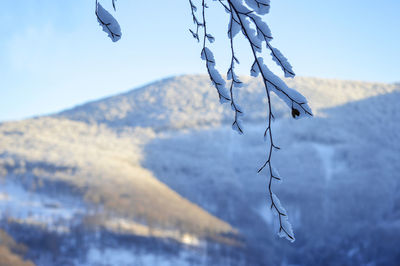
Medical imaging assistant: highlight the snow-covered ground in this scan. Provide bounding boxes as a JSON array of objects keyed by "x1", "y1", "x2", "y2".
[
  {"x1": 84, "y1": 247, "x2": 207, "y2": 266},
  {"x1": 0, "y1": 179, "x2": 86, "y2": 233},
  {"x1": 312, "y1": 144, "x2": 335, "y2": 181}
]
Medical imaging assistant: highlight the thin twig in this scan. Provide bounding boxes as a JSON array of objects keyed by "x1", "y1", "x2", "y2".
[{"x1": 228, "y1": 0, "x2": 294, "y2": 241}]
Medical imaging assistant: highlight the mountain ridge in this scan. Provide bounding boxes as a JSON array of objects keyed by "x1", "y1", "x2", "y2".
[{"x1": 56, "y1": 75, "x2": 399, "y2": 131}]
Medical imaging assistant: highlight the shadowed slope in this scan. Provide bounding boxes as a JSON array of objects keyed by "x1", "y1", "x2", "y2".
[{"x1": 141, "y1": 91, "x2": 400, "y2": 265}]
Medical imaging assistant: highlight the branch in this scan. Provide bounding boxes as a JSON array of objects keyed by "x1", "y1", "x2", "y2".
[
  {"x1": 227, "y1": 0, "x2": 296, "y2": 242},
  {"x1": 112, "y1": 0, "x2": 117, "y2": 11},
  {"x1": 95, "y1": 0, "x2": 121, "y2": 42},
  {"x1": 227, "y1": 10, "x2": 244, "y2": 134},
  {"x1": 199, "y1": 0, "x2": 230, "y2": 103},
  {"x1": 184, "y1": 0, "x2": 314, "y2": 242},
  {"x1": 188, "y1": 0, "x2": 202, "y2": 42}
]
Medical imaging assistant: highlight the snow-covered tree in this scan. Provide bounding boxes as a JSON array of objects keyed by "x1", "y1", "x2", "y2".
[{"x1": 95, "y1": 0, "x2": 313, "y2": 242}]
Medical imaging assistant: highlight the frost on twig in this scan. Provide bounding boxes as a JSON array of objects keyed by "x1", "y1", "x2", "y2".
[
  {"x1": 226, "y1": 3, "x2": 244, "y2": 134},
  {"x1": 201, "y1": 1, "x2": 231, "y2": 103},
  {"x1": 188, "y1": 0, "x2": 313, "y2": 242},
  {"x1": 95, "y1": 0, "x2": 121, "y2": 42},
  {"x1": 189, "y1": 0, "x2": 231, "y2": 104},
  {"x1": 188, "y1": 0, "x2": 202, "y2": 42},
  {"x1": 201, "y1": 48, "x2": 231, "y2": 103}
]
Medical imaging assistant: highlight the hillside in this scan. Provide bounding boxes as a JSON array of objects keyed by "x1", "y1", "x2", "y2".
[
  {"x1": 0, "y1": 118, "x2": 235, "y2": 241},
  {"x1": 58, "y1": 75, "x2": 399, "y2": 130},
  {"x1": 141, "y1": 90, "x2": 400, "y2": 265},
  {"x1": 0, "y1": 75, "x2": 399, "y2": 265},
  {"x1": 0, "y1": 230, "x2": 34, "y2": 266}
]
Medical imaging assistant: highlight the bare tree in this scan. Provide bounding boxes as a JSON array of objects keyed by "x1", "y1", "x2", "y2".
[{"x1": 95, "y1": 0, "x2": 313, "y2": 242}]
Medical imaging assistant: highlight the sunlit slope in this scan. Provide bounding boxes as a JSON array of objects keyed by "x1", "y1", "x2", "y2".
[
  {"x1": 0, "y1": 229, "x2": 34, "y2": 266},
  {"x1": 0, "y1": 118, "x2": 235, "y2": 241},
  {"x1": 58, "y1": 75, "x2": 399, "y2": 129}
]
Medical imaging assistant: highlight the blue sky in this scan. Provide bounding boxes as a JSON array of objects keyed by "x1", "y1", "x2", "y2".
[{"x1": 1, "y1": 0, "x2": 399, "y2": 121}]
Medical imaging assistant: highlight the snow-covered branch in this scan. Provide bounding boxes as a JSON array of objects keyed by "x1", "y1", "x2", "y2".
[
  {"x1": 227, "y1": 6, "x2": 244, "y2": 134},
  {"x1": 188, "y1": 0, "x2": 231, "y2": 103},
  {"x1": 199, "y1": 1, "x2": 231, "y2": 103},
  {"x1": 187, "y1": 0, "x2": 313, "y2": 242},
  {"x1": 93, "y1": 0, "x2": 313, "y2": 243},
  {"x1": 225, "y1": 0, "x2": 307, "y2": 242},
  {"x1": 95, "y1": 0, "x2": 121, "y2": 42},
  {"x1": 188, "y1": 0, "x2": 202, "y2": 42}
]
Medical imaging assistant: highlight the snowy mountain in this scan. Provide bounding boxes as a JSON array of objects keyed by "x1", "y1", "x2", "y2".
[
  {"x1": 0, "y1": 75, "x2": 399, "y2": 265},
  {"x1": 57, "y1": 75, "x2": 398, "y2": 130}
]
